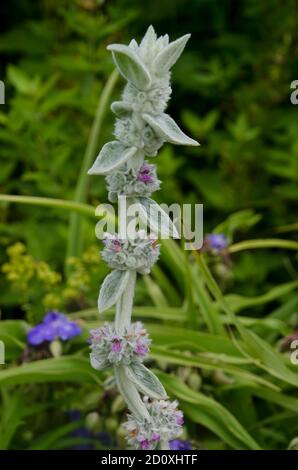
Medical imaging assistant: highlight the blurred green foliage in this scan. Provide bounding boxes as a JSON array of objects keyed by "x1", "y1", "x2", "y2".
[{"x1": 0, "y1": 0, "x2": 298, "y2": 451}]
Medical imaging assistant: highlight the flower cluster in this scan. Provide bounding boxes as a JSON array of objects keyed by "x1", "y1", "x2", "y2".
[
  {"x1": 88, "y1": 27, "x2": 197, "y2": 177},
  {"x1": 89, "y1": 322, "x2": 150, "y2": 370},
  {"x1": 124, "y1": 398, "x2": 184, "y2": 450},
  {"x1": 27, "y1": 311, "x2": 82, "y2": 346},
  {"x1": 114, "y1": 118, "x2": 164, "y2": 156},
  {"x1": 101, "y1": 233, "x2": 160, "y2": 274},
  {"x1": 121, "y1": 78, "x2": 172, "y2": 116},
  {"x1": 106, "y1": 162, "x2": 160, "y2": 202}
]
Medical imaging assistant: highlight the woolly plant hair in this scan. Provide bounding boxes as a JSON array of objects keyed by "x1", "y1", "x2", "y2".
[{"x1": 88, "y1": 26, "x2": 199, "y2": 450}]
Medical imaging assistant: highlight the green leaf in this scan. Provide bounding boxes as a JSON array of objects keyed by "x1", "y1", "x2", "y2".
[
  {"x1": 223, "y1": 280, "x2": 298, "y2": 314},
  {"x1": 143, "y1": 113, "x2": 199, "y2": 146},
  {"x1": 107, "y1": 44, "x2": 151, "y2": 90},
  {"x1": 98, "y1": 270, "x2": 130, "y2": 312},
  {"x1": 147, "y1": 324, "x2": 243, "y2": 358},
  {"x1": 0, "y1": 320, "x2": 27, "y2": 360},
  {"x1": 156, "y1": 371, "x2": 261, "y2": 450},
  {"x1": 143, "y1": 275, "x2": 169, "y2": 308},
  {"x1": 126, "y1": 362, "x2": 167, "y2": 399},
  {"x1": 151, "y1": 346, "x2": 277, "y2": 390},
  {"x1": 195, "y1": 253, "x2": 298, "y2": 387},
  {"x1": 0, "y1": 356, "x2": 102, "y2": 386},
  {"x1": 237, "y1": 325, "x2": 298, "y2": 387},
  {"x1": 153, "y1": 34, "x2": 190, "y2": 74},
  {"x1": 7, "y1": 65, "x2": 40, "y2": 95},
  {"x1": 88, "y1": 141, "x2": 138, "y2": 175},
  {"x1": 191, "y1": 266, "x2": 226, "y2": 335}
]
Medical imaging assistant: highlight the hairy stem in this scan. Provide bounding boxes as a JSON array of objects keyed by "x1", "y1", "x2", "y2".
[
  {"x1": 160, "y1": 439, "x2": 170, "y2": 450},
  {"x1": 115, "y1": 270, "x2": 136, "y2": 335}
]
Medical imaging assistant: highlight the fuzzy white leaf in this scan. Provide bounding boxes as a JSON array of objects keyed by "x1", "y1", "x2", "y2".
[
  {"x1": 107, "y1": 44, "x2": 151, "y2": 90},
  {"x1": 140, "y1": 25, "x2": 157, "y2": 48},
  {"x1": 90, "y1": 354, "x2": 106, "y2": 371},
  {"x1": 126, "y1": 363, "x2": 167, "y2": 400},
  {"x1": 143, "y1": 113, "x2": 199, "y2": 146},
  {"x1": 138, "y1": 197, "x2": 179, "y2": 238},
  {"x1": 88, "y1": 142, "x2": 137, "y2": 175},
  {"x1": 114, "y1": 365, "x2": 150, "y2": 421},
  {"x1": 139, "y1": 25, "x2": 157, "y2": 56},
  {"x1": 153, "y1": 34, "x2": 190, "y2": 74},
  {"x1": 98, "y1": 270, "x2": 130, "y2": 312},
  {"x1": 111, "y1": 100, "x2": 132, "y2": 117}
]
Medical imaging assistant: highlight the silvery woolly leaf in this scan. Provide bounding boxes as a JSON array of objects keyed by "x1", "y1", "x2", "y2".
[
  {"x1": 153, "y1": 34, "x2": 190, "y2": 74},
  {"x1": 111, "y1": 100, "x2": 132, "y2": 117},
  {"x1": 114, "y1": 365, "x2": 150, "y2": 421},
  {"x1": 139, "y1": 25, "x2": 157, "y2": 55},
  {"x1": 137, "y1": 197, "x2": 179, "y2": 238},
  {"x1": 128, "y1": 39, "x2": 139, "y2": 51},
  {"x1": 88, "y1": 142, "x2": 138, "y2": 175},
  {"x1": 107, "y1": 44, "x2": 151, "y2": 90},
  {"x1": 90, "y1": 354, "x2": 107, "y2": 371},
  {"x1": 126, "y1": 362, "x2": 167, "y2": 400},
  {"x1": 143, "y1": 113, "x2": 199, "y2": 146},
  {"x1": 98, "y1": 270, "x2": 130, "y2": 312}
]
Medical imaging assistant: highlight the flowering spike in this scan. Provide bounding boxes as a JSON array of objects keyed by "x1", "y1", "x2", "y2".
[{"x1": 88, "y1": 27, "x2": 197, "y2": 450}]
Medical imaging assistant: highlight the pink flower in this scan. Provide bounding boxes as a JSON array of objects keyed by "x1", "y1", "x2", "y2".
[
  {"x1": 111, "y1": 338, "x2": 122, "y2": 353},
  {"x1": 139, "y1": 438, "x2": 149, "y2": 450},
  {"x1": 137, "y1": 163, "x2": 154, "y2": 183},
  {"x1": 175, "y1": 412, "x2": 184, "y2": 426},
  {"x1": 135, "y1": 342, "x2": 149, "y2": 356}
]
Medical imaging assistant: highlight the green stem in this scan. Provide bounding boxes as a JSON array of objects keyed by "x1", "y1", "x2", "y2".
[
  {"x1": 66, "y1": 70, "x2": 118, "y2": 261},
  {"x1": 0, "y1": 194, "x2": 95, "y2": 218},
  {"x1": 195, "y1": 252, "x2": 235, "y2": 322},
  {"x1": 229, "y1": 238, "x2": 298, "y2": 253},
  {"x1": 159, "y1": 439, "x2": 170, "y2": 450}
]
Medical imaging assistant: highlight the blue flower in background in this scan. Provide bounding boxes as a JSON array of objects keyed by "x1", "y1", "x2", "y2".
[
  {"x1": 205, "y1": 233, "x2": 228, "y2": 251},
  {"x1": 27, "y1": 311, "x2": 82, "y2": 346},
  {"x1": 170, "y1": 439, "x2": 192, "y2": 450}
]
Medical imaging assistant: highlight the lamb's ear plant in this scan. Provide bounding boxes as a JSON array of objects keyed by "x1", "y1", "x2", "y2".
[{"x1": 88, "y1": 26, "x2": 199, "y2": 450}]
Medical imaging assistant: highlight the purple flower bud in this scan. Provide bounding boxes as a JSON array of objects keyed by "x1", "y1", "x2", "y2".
[
  {"x1": 135, "y1": 342, "x2": 149, "y2": 356},
  {"x1": 205, "y1": 233, "x2": 228, "y2": 251},
  {"x1": 137, "y1": 163, "x2": 154, "y2": 183},
  {"x1": 111, "y1": 338, "x2": 122, "y2": 353},
  {"x1": 175, "y1": 413, "x2": 184, "y2": 426},
  {"x1": 139, "y1": 438, "x2": 149, "y2": 450}
]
